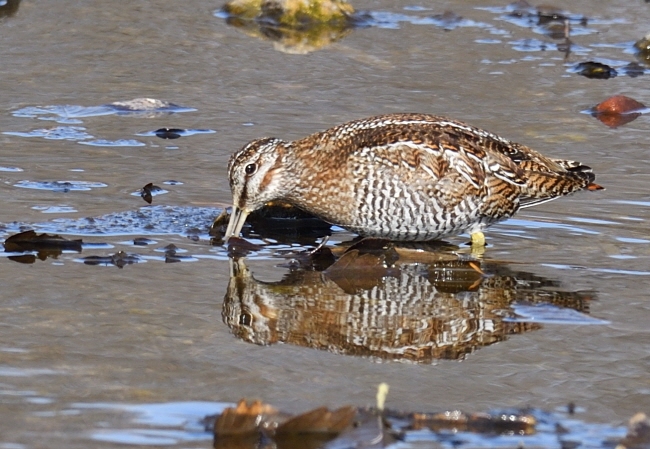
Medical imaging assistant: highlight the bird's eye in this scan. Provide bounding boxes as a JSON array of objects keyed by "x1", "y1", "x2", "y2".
[
  {"x1": 244, "y1": 163, "x2": 257, "y2": 175},
  {"x1": 239, "y1": 313, "x2": 252, "y2": 326}
]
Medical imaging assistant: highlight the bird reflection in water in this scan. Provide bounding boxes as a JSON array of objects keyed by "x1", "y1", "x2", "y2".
[{"x1": 222, "y1": 243, "x2": 595, "y2": 362}]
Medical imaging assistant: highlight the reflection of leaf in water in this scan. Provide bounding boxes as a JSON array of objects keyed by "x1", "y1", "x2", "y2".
[
  {"x1": 324, "y1": 245, "x2": 400, "y2": 294},
  {"x1": 222, "y1": 254, "x2": 597, "y2": 362}
]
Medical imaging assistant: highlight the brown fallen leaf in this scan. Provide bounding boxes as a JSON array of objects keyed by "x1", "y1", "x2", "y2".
[
  {"x1": 214, "y1": 399, "x2": 278, "y2": 437},
  {"x1": 275, "y1": 406, "x2": 357, "y2": 435},
  {"x1": 410, "y1": 410, "x2": 536, "y2": 435}
]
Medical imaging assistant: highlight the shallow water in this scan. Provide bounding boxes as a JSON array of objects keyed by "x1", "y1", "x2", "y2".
[{"x1": 1, "y1": 0, "x2": 650, "y2": 448}]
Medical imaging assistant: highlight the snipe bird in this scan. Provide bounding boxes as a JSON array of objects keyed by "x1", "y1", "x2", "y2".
[{"x1": 225, "y1": 113, "x2": 602, "y2": 245}]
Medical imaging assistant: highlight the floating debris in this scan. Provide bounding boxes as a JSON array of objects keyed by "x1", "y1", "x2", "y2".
[
  {"x1": 590, "y1": 95, "x2": 647, "y2": 128},
  {"x1": 573, "y1": 61, "x2": 618, "y2": 79}
]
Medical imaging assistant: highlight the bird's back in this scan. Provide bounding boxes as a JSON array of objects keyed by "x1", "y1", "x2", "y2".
[{"x1": 284, "y1": 113, "x2": 600, "y2": 240}]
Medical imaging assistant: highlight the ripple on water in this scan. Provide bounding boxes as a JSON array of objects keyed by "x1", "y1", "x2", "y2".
[
  {"x1": 78, "y1": 139, "x2": 146, "y2": 147},
  {"x1": 3, "y1": 126, "x2": 94, "y2": 141},
  {"x1": 11, "y1": 98, "x2": 196, "y2": 124},
  {"x1": 30, "y1": 205, "x2": 78, "y2": 214},
  {"x1": 72, "y1": 401, "x2": 224, "y2": 445},
  {"x1": 13, "y1": 180, "x2": 108, "y2": 192},
  {"x1": 1, "y1": 205, "x2": 219, "y2": 236}
]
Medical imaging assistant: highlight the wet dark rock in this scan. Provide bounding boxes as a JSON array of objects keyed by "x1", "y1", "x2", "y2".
[
  {"x1": 574, "y1": 61, "x2": 617, "y2": 79},
  {"x1": 221, "y1": 0, "x2": 355, "y2": 27},
  {"x1": 133, "y1": 237, "x2": 154, "y2": 246},
  {"x1": 154, "y1": 128, "x2": 183, "y2": 139},
  {"x1": 429, "y1": 10, "x2": 464, "y2": 31},
  {"x1": 623, "y1": 61, "x2": 646, "y2": 78},
  {"x1": 218, "y1": 0, "x2": 357, "y2": 53},
  {"x1": 227, "y1": 237, "x2": 264, "y2": 258},
  {"x1": 81, "y1": 251, "x2": 141, "y2": 268},
  {"x1": 590, "y1": 95, "x2": 646, "y2": 128},
  {"x1": 0, "y1": 0, "x2": 20, "y2": 18},
  {"x1": 3, "y1": 230, "x2": 82, "y2": 263},
  {"x1": 210, "y1": 203, "x2": 331, "y2": 245},
  {"x1": 634, "y1": 33, "x2": 650, "y2": 65}
]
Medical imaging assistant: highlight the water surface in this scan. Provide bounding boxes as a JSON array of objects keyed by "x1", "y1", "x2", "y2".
[{"x1": 1, "y1": 1, "x2": 649, "y2": 448}]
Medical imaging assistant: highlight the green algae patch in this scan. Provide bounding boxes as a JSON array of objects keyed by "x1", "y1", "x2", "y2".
[{"x1": 222, "y1": 0, "x2": 355, "y2": 28}]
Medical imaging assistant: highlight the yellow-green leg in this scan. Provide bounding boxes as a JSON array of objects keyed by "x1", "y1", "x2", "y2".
[{"x1": 470, "y1": 231, "x2": 486, "y2": 247}]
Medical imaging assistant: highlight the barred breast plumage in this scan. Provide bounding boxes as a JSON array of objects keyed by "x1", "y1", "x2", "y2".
[{"x1": 224, "y1": 113, "x2": 602, "y2": 244}]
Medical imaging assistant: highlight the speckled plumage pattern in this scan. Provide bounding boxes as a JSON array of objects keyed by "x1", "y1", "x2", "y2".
[{"x1": 225, "y1": 113, "x2": 602, "y2": 242}]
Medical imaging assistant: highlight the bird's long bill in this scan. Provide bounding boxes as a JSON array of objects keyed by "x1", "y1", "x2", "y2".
[{"x1": 224, "y1": 205, "x2": 250, "y2": 242}]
